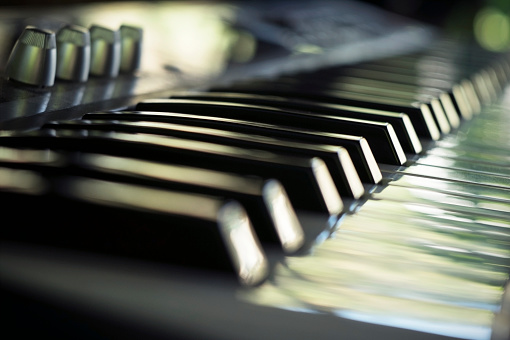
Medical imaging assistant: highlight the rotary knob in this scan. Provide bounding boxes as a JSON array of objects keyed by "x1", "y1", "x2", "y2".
[
  {"x1": 56, "y1": 25, "x2": 91, "y2": 82},
  {"x1": 5, "y1": 26, "x2": 56, "y2": 87},
  {"x1": 89, "y1": 25, "x2": 121, "y2": 78},
  {"x1": 120, "y1": 25, "x2": 143, "y2": 73}
]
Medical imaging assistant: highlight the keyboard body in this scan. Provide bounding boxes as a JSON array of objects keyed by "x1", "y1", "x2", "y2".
[{"x1": 1, "y1": 1, "x2": 509, "y2": 340}]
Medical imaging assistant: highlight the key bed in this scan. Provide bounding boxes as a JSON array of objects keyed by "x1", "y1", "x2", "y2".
[{"x1": 1, "y1": 1, "x2": 510, "y2": 339}]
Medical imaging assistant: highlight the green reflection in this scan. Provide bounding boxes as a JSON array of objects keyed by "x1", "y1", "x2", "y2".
[
  {"x1": 240, "y1": 163, "x2": 510, "y2": 340},
  {"x1": 474, "y1": 7, "x2": 510, "y2": 52},
  {"x1": 240, "y1": 205, "x2": 504, "y2": 338}
]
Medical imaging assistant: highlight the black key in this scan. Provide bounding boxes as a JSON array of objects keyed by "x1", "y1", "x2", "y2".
[
  {"x1": 364, "y1": 54, "x2": 500, "y2": 117},
  {"x1": 266, "y1": 70, "x2": 456, "y2": 132},
  {"x1": 421, "y1": 49, "x2": 505, "y2": 104},
  {"x1": 0, "y1": 147, "x2": 306, "y2": 254},
  {"x1": 365, "y1": 56, "x2": 476, "y2": 120},
  {"x1": 209, "y1": 83, "x2": 441, "y2": 140},
  {"x1": 0, "y1": 130, "x2": 344, "y2": 216},
  {"x1": 44, "y1": 119, "x2": 365, "y2": 200},
  {"x1": 296, "y1": 65, "x2": 462, "y2": 115},
  {"x1": 358, "y1": 61, "x2": 476, "y2": 120},
  {"x1": 168, "y1": 91, "x2": 423, "y2": 154},
  {"x1": 355, "y1": 62, "x2": 480, "y2": 121},
  {"x1": 82, "y1": 111, "x2": 382, "y2": 184},
  {"x1": 135, "y1": 99, "x2": 407, "y2": 166},
  {"x1": 277, "y1": 71, "x2": 462, "y2": 129},
  {"x1": 0, "y1": 168, "x2": 269, "y2": 286}
]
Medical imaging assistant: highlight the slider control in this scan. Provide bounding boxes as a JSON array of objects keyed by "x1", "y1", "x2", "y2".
[
  {"x1": 120, "y1": 25, "x2": 143, "y2": 73},
  {"x1": 89, "y1": 25, "x2": 121, "y2": 78},
  {"x1": 5, "y1": 26, "x2": 56, "y2": 87},
  {"x1": 56, "y1": 25, "x2": 91, "y2": 82}
]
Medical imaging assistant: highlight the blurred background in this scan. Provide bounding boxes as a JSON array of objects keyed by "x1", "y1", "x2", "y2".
[{"x1": 1, "y1": 0, "x2": 510, "y2": 53}]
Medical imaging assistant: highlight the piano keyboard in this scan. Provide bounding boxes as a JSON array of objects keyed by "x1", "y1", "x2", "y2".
[{"x1": 1, "y1": 1, "x2": 509, "y2": 340}]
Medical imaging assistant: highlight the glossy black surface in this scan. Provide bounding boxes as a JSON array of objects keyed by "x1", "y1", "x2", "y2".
[
  {"x1": 168, "y1": 91, "x2": 423, "y2": 154},
  {"x1": 0, "y1": 147, "x2": 305, "y2": 253},
  {"x1": 82, "y1": 110, "x2": 383, "y2": 184},
  {"x1": 210, "y1": 81, "x2": 443, "y2": 140},
  {"x1": 135, "y1": 99, "x2": 407, "y2": 165},
  {"x1": 43, "y1": 119, "x2": 365, "y2": 199},
  {"x1": 0, "y1": 172, "x2": 270, "y2": 285},
  {"x1": 0, "y1": 129, "x2": 344, "y2": 215}
]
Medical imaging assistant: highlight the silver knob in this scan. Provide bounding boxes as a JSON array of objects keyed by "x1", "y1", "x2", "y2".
[
  {"x1": 5, "y1": 26, "x2": 56, "y2": 87},
  {"x1": 120, "y1": 25, "x2": 143, "y2": 73},
  {"x1": 89, "y1": 25, "x2": 120, "y2": 78},
  {"x1": 56, "y1": 25, "x2": 91, "y2": 82}
]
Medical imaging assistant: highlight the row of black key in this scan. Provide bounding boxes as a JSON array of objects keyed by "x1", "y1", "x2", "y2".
[{"x1": 0, "y1": 42, "x2": 508, "y2": 286}]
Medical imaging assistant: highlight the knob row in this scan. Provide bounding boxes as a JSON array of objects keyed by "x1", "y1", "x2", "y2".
[{"x1": 5, "y1": 24, "x2": 143, "y2": 87}]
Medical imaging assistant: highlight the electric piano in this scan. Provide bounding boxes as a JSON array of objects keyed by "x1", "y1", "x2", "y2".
[{"x1": 1, "y1": 1, "x2": 509, "y2": 339}]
